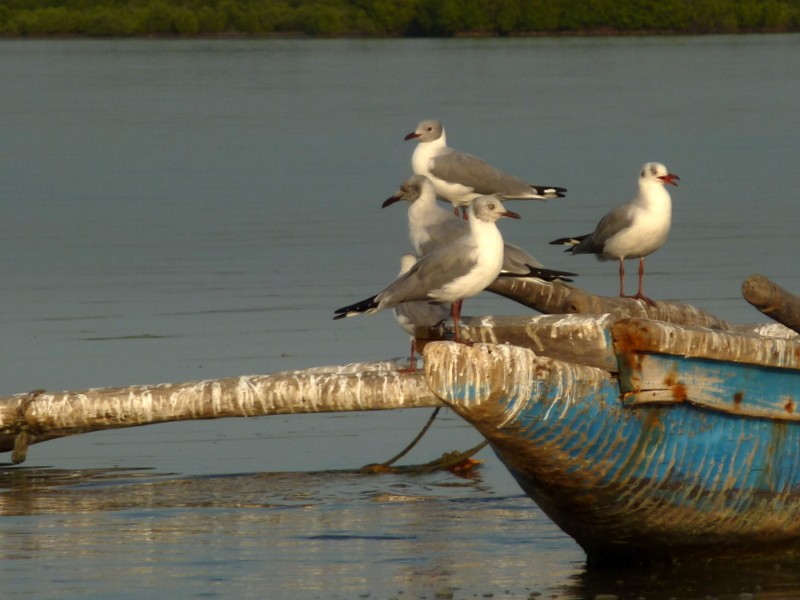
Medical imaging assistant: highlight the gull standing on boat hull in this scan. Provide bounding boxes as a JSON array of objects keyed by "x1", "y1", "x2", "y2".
[
  {"x1": 334, "y1": 196, "x2": 520, "y2": 343},
  {"x1": 404, "y1": 119, "x2": 567, "y2": 218},
  {"x1": 550, "y1": 162, "x2": 679, "y2": 305}
]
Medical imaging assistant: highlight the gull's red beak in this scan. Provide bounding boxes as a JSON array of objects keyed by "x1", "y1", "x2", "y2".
[
  {"x1": 659, "y1": 172, "x2": 680, "y2": 186},
  {"x1": 404, "y1": 131, "x2": 420, "y2": 141},
  {"x1": 502, "y1": 210, "x2": 521, "y2": 220}
]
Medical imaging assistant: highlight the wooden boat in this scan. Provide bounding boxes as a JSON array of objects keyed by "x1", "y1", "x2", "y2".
[
  {"x1": 1, "y1": 273, "x2": 799, "y2": 564},
  {"x1": 413, "y1": 274, "x2": 800, "y2": 563},
  {"x1": 420, "y1": 314, "x2": 800, "y2": 564}
]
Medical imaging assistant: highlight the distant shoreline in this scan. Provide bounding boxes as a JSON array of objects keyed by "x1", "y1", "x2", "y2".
[
  {"x1": 2, "y1": 0, "x2": 799, "y2": 38},
  {"x1": 1, "y1": 28, "x2": 797, "y2": 40}
]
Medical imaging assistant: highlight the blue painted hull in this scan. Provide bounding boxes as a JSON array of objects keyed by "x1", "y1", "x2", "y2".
[
  {"x1": 423, "y1": 329, "x2": 800, "y2": 563},
  {"x1": 501, "y1": 398, "x2": 800, "y2": 561}
]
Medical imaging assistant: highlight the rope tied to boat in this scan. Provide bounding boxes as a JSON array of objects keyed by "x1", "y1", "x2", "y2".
[
  {"x1": 10, "y1": 389, "x2": 46, "y2": 465},
  {"x1": 360, "y1": 407, "x2": 488, "y2": 475},
  {"x1": 378, "y1": 407, "x2": 441, "y2": 468}
]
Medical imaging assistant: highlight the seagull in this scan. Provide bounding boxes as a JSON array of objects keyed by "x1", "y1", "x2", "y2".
[
  {"x1": 393, "y1": 253, "x2": 450, "y2": 371},
  {"x1": 334, "y1": 196, "x2": 519, "y2": 343},
  {"x1": 404, "y1": 119, "x2": 566, "y2": 218},
  {"x1": 550, "y1": 162, "x2": 679, "y2": 305},
  {"x1": 382, "y1": 175, "x2": 575, "y2": 282}
]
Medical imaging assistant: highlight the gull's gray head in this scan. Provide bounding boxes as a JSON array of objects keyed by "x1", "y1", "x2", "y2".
[
  {"x1": 471, "y1": 196, "x2": 521, "y2": 223},
  {"x1": 382, "y1": 174, "x2": 433, "y2": 208},
  {"x1": 404, "y1": 119, "x2": 444, "y2": 143},
  {"x1": 640, "y1": 162, "x2": 680, "y2": 186}
]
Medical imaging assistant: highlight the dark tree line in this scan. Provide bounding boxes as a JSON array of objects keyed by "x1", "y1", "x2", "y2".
[{"x1": 1, "y1": 0, "x2": 799, "y2": 36}]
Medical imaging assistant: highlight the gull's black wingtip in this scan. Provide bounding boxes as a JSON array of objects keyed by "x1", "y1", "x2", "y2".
[
  {"x1": 333, "y1": 295, "x2": 380, "y2": 319},
  {"x1": 498, "y1": 266, "x2": 578, "y2": 283},
  {"x1": 533, "y1": 185, "x2": 567, "y2": 200},
  {"x1": 549, "y1": 236, "x2": 573, "y2": 246},
  {"x1": 528, "y1": 267, "x2": 578, "y2": 283}
]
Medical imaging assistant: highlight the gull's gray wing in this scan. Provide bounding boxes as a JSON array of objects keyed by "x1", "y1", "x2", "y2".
[
  {"x1": 502, "y1": 241, "x2": 545, "y2": 273},
  {"x1": 418, "y1": 217, "x2": 469, "y2": 254},
  {"x1": 394, "y1": 299, "x2": 449, "y2": 336},
  {"x1": 393, "y1": 254, "x2": 450, "y2": 335},
  {"x1": 420, "y1": 215, "x2": 551, "y2": 276},
  {"x1": 500, "y1": 241, "x2": 577, "y2": 281},
  {"x1": 429, "y1": 148, "x2": 535, "y2": 197},
  {"x1": 377, "y1": 238, "x2": 478, "y2": 308},
  {"x1": 574, "y1": 203, "x2": 636, "y2": 255}
]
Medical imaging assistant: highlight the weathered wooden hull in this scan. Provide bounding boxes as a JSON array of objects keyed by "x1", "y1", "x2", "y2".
[{"x1": 423, "y1": 320, "x2": 800, "y2": 563}]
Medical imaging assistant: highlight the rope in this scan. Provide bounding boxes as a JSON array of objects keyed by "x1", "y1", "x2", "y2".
[
  {"x1": 360, "y1": 406, "x2": 489, "y2": 476},
  {"x1": 380, "y1": 407, "x2": 440, "y2": 467},
  {"x1": 412, "y1": 439, "x2": 489, "y2": 474}
]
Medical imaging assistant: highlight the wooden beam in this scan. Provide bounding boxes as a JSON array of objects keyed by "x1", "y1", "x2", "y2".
[
  {"x1": 488, "y1": 276, "x2": 734, "y2": 330},
  {"x1": 0, "y1": 359, "x2": 442, "y2": 459},
  {"x1": 742, "y1": 274, "x2": 800, "y2": 334},
  {"x1": 416, "y1": 314, "x2": 619, "y2": 372},
  {"x1": 487, "y1": 277, "x2": 577, "y2": 314}
]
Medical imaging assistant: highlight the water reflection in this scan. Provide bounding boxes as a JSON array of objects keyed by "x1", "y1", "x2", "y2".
[
  {"x1": 567, "y1": 558, "x2": 800, "y2": 600},
  {"x1": 3, "y1": 467, "x2": 800, "y2": 598},
  {"x1": 0, "y1": 467, "x2": 577, "y2": 597},
  {"x1": 0, "y1": 466, "x2": 475, "y2": 513},
  {"x1": 0, "y1": 467, "x2": 159, "y2": 514}
]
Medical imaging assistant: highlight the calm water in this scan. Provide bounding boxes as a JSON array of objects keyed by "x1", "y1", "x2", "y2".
[{"x1": 1, "y1": 36, "x2": 800, "y2": 599}]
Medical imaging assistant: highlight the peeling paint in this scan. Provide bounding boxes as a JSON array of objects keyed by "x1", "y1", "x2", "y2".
[{"x1": 614, "y1": 318, "x2": 800, "y2": 370}]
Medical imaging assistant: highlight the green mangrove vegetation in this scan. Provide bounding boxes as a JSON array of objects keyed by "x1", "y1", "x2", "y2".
[{"x1": 1, "y1": 0, "x2": 799, "y2": 36}]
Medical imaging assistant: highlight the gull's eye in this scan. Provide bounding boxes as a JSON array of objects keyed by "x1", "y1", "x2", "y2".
[
  {"x1": 488, "y1": 203, "x2": 495, "y2": 210},
  {"x1": 650, "y1": 164, "x2": 658, "y2": 175}
]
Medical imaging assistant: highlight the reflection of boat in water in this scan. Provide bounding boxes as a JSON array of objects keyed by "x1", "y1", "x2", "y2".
[
  {"x1": 573, "y1": 553, "x2": 800, "y2": 597},
  {"x1": 2, "y1": 274, "x2": 800, "y2": 564}
]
